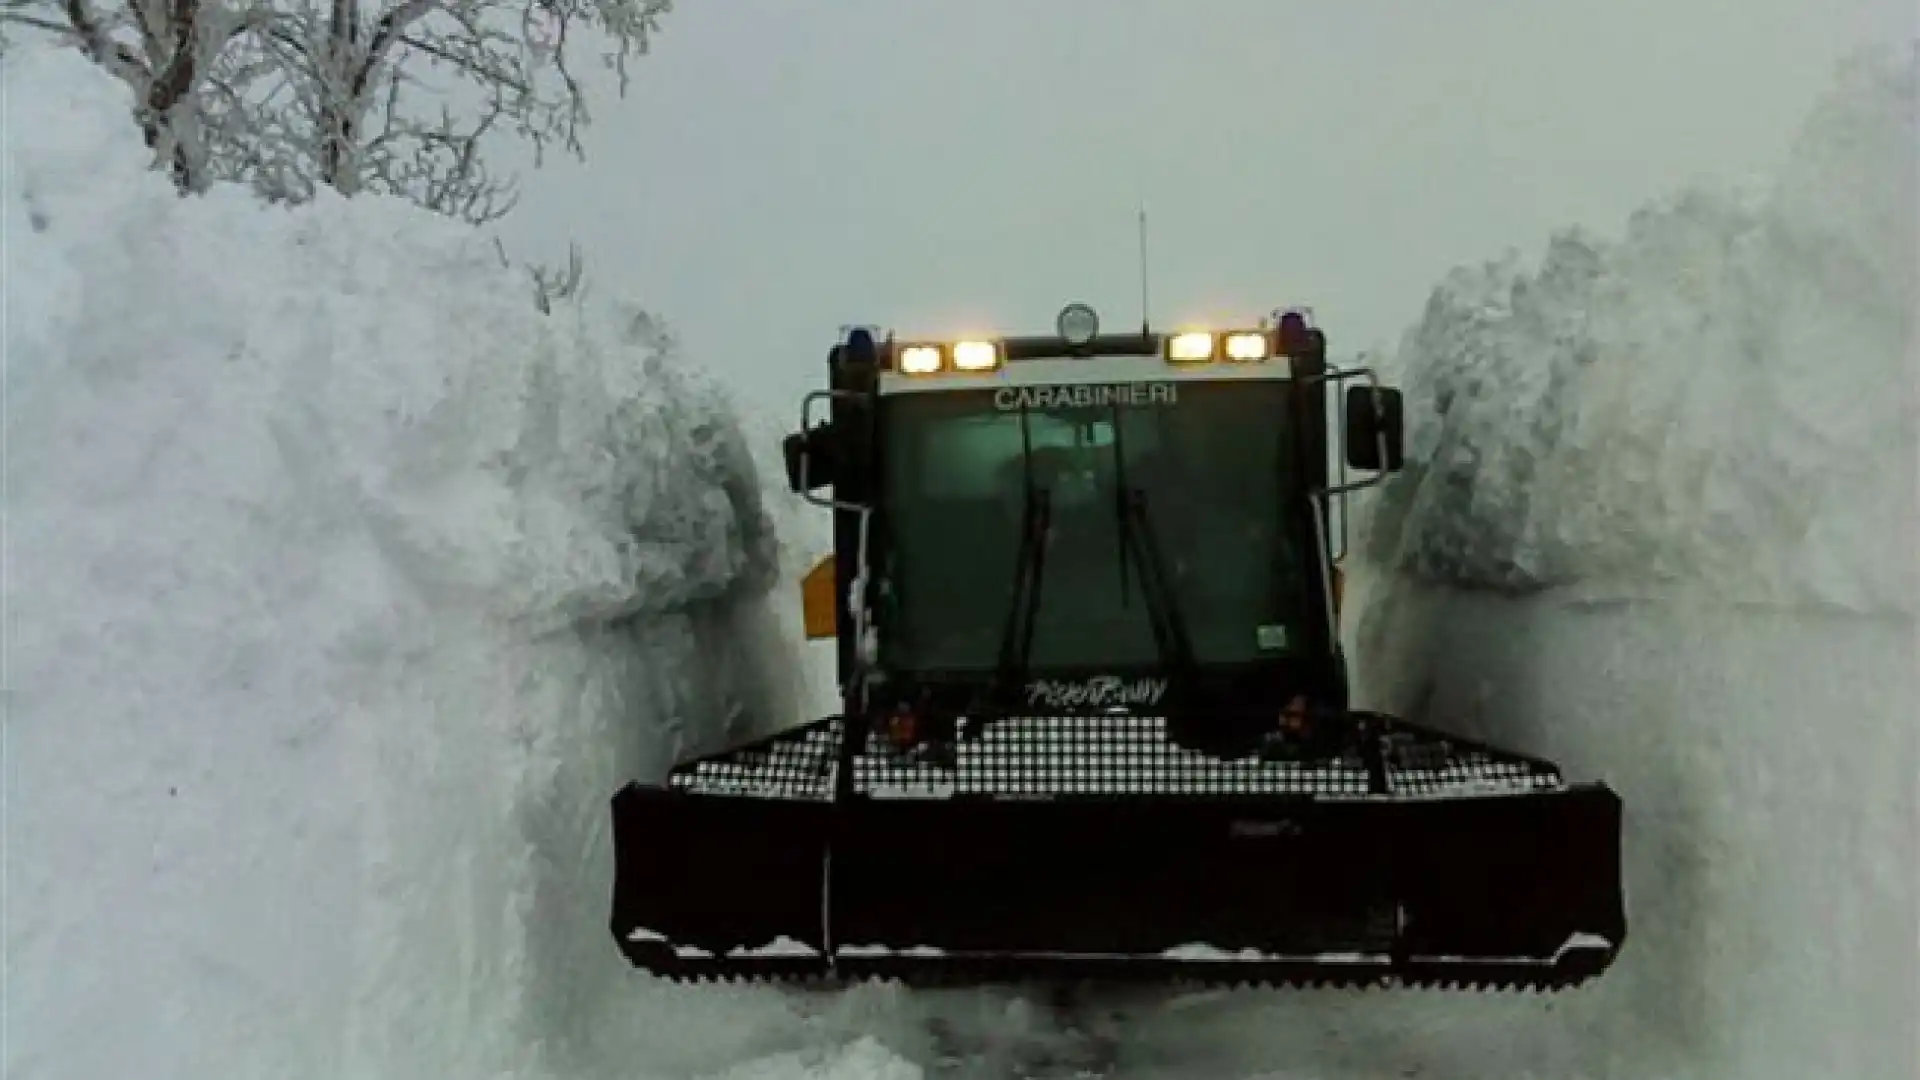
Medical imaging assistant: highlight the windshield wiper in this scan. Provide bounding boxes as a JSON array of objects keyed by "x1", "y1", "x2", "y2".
[
  {"x1": 996, "y1": 406, "x2": 1052, "y2": 694},
  {"x1": 1105, "y1": 402, "x2": 1189, "y2": 671},
  {"x1": 1117, "y1": 486, "x2": 1196, "y2": 674},
  {"x1": 995, "y1": 482, "x2": 1053, "y2": 693}
]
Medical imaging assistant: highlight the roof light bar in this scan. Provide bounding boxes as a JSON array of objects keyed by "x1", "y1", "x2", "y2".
[
  {"x1": 952, "y1": 340, "x2": 1001, "y2": 371},
  {"x1": 1165, "y1": 331, "x2": 1215, "y2": 364},
  {"x1": 1223, "y1": 331, "x2": 1272, "y2": 361},
  {"x1": 899, "y1": 344, "x2": 943, "y2": 374}
]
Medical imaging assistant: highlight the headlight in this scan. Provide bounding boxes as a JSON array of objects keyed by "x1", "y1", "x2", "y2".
[
  {"x1": 1224, "y1": 331, "x2": 1270, "y2": 361},
  {"x1": 1166, "y1": 331, "x2": 1215, "y2": 363},
  {"x1": 899, "y1": 344, "x2": 943, "y2": 374},
  {"x1": 952, "y1": 340, "x2": 1000, "y2": 371}
]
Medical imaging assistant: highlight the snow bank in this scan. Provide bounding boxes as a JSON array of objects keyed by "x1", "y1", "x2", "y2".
[
  {"x1": 2, "y1": 42, "x2": 822, "y2": 1080},
  {"x1": 1325, "y1": 42, "x2": 1917, "y2": 1080},
  {"x1": 1353, "y1": 50, "x2": 1915, "y2": 619}
]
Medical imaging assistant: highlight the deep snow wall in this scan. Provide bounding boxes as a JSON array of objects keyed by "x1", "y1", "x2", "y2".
[
  {"x1": 1338, "y1": 43, "x2": 1918, "y2": 1080},
  {"x1": 3, "y1": 44, "x2": 812, "y2": 1080}
]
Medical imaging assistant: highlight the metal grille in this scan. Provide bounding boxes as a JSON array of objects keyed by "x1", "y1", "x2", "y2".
[
  {"x1": 665, "y1": 714, "x2": 1568, "y2": 803},
  {"x1": 668, "y1": 718, "x2": 841, "y2": 800},
  {"x1": 1381, "y1": 731, "x2": 1565, "y2": 797},
  {"x1": 853, "y1": 715, "x2": 1378, "y2": 799}
]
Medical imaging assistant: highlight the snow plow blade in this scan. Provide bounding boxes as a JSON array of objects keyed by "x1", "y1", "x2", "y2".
[{"x1": 610, "y1": 714, "x2": 1625, "y2": 991}]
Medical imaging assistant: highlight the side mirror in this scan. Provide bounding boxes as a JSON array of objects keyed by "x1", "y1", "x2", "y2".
[
  {"x1": 1344, "y1": 386, "x2": 1405, "y2": 472},
  {"x1": 782, "y1": 424, "x2": 838, "y2": 493}
]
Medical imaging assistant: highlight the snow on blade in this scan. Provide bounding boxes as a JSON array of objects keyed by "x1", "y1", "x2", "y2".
[
  {"x1": 4, "y1": 41, "x2": 818, "y2": 1080},
  {"x1": 1160, "y1": 944, "x2": 1388, "y2": 964},
  {"x1": 730, "y1": 936, "x2": 823, "y2": 958},
  {"x1": 837, "y1": 945, "x2": 950, "y2": 958}
]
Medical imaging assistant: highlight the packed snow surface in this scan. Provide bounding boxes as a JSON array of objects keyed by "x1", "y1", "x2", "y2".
[{"x1": 7, "y1": 33, "x2": 1916, "y2": 1080}]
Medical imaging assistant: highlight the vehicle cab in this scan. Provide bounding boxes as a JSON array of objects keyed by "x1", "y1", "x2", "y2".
[{"x1": 784, "y1": 303, "x2": 1405, "y2": 754}]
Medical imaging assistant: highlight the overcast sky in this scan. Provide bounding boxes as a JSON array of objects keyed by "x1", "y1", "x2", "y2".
[{"x1": 496, "y1": 0, "x2": 1904, "y2": 414}]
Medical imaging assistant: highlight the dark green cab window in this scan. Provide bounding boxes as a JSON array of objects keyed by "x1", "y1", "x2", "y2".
[{"x1": 877, "y1": 380, "x2": 1308, "y2": 673}]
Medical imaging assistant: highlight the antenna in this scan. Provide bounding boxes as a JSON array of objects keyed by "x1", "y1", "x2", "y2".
[{"x1": 1137, "y1": 204, "x2": 1152, "y2": 335}]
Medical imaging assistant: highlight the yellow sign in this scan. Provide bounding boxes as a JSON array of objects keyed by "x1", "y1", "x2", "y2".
[{"x1": 801, "y1": 555, "x2": 837, "y2": 639}]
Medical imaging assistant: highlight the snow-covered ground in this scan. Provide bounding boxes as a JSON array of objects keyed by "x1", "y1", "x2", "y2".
[{"x1": 6, "y1": 33, "x2": 1914, "y2": 1080}]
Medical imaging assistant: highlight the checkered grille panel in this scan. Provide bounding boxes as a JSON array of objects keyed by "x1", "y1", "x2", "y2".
[
  {"x1": 665, "y1": 714, "x2": 1567, "y2": 802},
  {"x1": 1381, "y1": 731, "x2": 1566, "y2": 797},
  {"x1": 668, "y1": 718, "x2": 841, "y2": 800},
  {"x1": 853, "y1": 715, "x2": 1377, "y2": 799}
]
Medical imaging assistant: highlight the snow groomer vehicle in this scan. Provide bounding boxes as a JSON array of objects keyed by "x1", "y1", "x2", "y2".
[{"x1": 609, "y1": 301, "x2": 1626, "y2": 991}]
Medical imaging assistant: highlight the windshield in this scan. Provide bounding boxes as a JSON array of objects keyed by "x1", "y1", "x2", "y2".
[{"x1": 876, "y1": 379, "x2": 1311, "y2": 673}]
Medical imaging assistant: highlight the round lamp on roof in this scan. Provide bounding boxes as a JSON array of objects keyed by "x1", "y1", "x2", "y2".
[{"x1": 1056, "y1": 302, "x2": 1100, "y2": 346}]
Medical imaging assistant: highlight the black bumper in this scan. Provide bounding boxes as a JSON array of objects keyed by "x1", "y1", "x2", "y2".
[{"x1": 608, "y1": 716, "x2": 1624, "y2": 990}]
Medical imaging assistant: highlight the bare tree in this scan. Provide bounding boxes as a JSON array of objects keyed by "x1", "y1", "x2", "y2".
[
  {"x1": 210, "y1": 0, "x2": 671, "y2": 223},
  {"x1": 497, "y1": 237, "x2": 585, "y2": 314},
  {"x1": 527, "y1": 240, "x2": 584, "y2": 313},
  {"x1": 6, "y1": 0, "x2": 671, "y2": 224},
  {"x1": 3, "y1": 0, "x2": 272, "y2": 190}
]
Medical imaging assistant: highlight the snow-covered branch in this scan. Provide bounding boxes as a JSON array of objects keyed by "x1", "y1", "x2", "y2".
[
  {"x1": 6, "y1": 0, "x2": 261, "y2": 188},
  {"x1": 6, "y1": 0, "x2": 672, "y2": 222}
]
